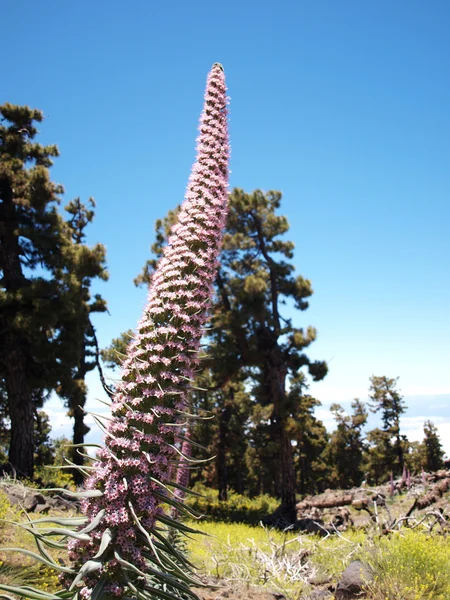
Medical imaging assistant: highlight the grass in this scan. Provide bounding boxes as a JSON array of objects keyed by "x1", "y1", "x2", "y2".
[
  {"x1": 362, "y1": 530, "x2": 450, "y2": 600},
  {"x1": 185, "y1": 519, "x2": 450, "y2": 599},
  {"x1": 185, "y1": 520, "x2": 366, "y2": 597}
]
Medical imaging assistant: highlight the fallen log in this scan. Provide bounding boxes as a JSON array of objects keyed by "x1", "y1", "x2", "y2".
[{"x1": 406, "y1": 477, "x2": 450, "y2": 517}]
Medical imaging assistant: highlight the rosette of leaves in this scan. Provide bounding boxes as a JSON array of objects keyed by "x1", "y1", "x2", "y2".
[{"x1": 0, "y1": 62, "x2": 229, "y2": 600}]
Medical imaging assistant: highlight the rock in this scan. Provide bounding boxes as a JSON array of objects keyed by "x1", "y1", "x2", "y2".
[
  {"x1": 0, "y1": 482, "x2": 79, "y2": 513},
  {"x1": 23, "y1": 492, "x2": 46, "y2": 511},
  {"x1": 294, "y1": 518, "x2": 329, "y2": 536},
  {"x1": 335, "y1": 560, "x2": 372, "y2": 599},
  {"x1": 309, "y1": 590, "x2": 333, "y2": 599},
  {"x1": 34, "y1": 503, "x2": 51, "y2": 513}
]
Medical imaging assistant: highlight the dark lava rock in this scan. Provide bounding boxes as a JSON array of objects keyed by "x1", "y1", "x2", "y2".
[{"x1": 335, "y1": 560, "x2": 373, "y2": 599}]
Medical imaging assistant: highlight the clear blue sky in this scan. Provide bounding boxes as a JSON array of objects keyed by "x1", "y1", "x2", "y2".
[{"x1": 3, "y1": 1, "x2": 450, "y2": 450}]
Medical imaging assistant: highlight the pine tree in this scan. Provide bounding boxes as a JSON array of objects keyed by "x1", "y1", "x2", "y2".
[
  {"x1": 423, "y1": 420, "x2": 445, "y2": 472},
  {"x1": 366, "y1": 376, "x2": 407, "y2": 481},
  {"x1": 369, "y1": 376, "x2": 405, "y2": 474},
  {"x1": 101, "y1": 330, "x2": 134, "y2": 370},
  {"x1": 327, "y1": 399, "x2": 368, "y2": 488},
  {"x1": 278, "y1": 374, "x2": 329, "y2": 496},
  {"x1": 215, "y1": 189, "x2": 328, "y2": 521},
  {"x1": 0, "y1": 104, "x2": 108, "y2": 479},
  {"x1": 57, "y1": 197, "x2": 108, "y2": 483},
  {"x1": 0, "y1": 103, "x2": 67, "y2": 477}
]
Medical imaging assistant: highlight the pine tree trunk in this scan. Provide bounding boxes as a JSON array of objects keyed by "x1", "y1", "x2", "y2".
[
  {"x1": 217, "y1": 404, "x2": 231, "y2": 501},
  {"x1": 0, "y1": 180, "x2": 34, "y2": 478},
  {"x1": 299, "y1": 455, "x2": 306, "y2": 496},
  {"x1": 72, "y1": 397, "x2": 88, "y2": 485},
  {"x1": 396, "y1": 433, "x2": 404, "y2": 474},
  {"x1": 278, "y1": 418, "x2": 297, "y2": 522},
  {"x1": 5, "y1": 343, "x2": 34, "y2": 477},
  {"x1": 263, "y1": 348, "x2": 298, "y2": 525}
]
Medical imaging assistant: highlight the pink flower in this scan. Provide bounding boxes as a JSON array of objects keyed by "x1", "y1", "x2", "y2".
[{"x1": 66, "y1": 63, "x2": 229, "y2": 597}]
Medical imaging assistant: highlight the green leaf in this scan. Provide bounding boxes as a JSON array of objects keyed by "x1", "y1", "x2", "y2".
[
  {"x1": 0, "y1": 548, "x2": 74, "y2": 573},
  {"x1": 152, "y1": 489, "x2": 200, "y2": 518},
  {"x1": 69, "y1": 560, "x2": 103, "y2": 590},
  {"x1": 79, "y1": 508, "x2": 105, "y2": 534},
  {"x1": 54, "y1": 591, "x2": 75, "y2": 599},
  {"x1": 0, "y1": 585, "x2": 66, "y2": 600},
  {"x1": 44, "y1": 464, "x2": 96, "y2": 472},
  {"x1": 40, "y1": 488, "x2": 103, "y2": 498},
  {"x1": 92, "y1": 527, "x2": 114, "y2": 559},
  {"x1": 12, "y1": 517, "x2": 88, "y2": 527},
  {"x1": 175, "y1": 433, "x2": 208, "y2": 451},
  {"x1": 162, "y1": 479, "x2": 204, "y2": 498},
  {"x1": 114, "y1": 552, "x2": 194, "y2": 597},
  {"x1": 140, "y1": 549, "x2": 203, "y2": 588},
  {"x1": 143, "y1": 584, "x2": 200, "y2": 600},
  {"x1": 128, "y1": 502, "x2": 164, "y2": 568},
  {"x1": 155, "y1": 513, "x2": 206, "y2": 535},
  {"x1": 89, "y1": 579, "x2": 106, "y2": 600},
  {"x1": 68, "y1": 443, "x2": 102, "y2": 449},
  {"x1": 149, "y1": 528, "x2": 197, "y2": 569}
]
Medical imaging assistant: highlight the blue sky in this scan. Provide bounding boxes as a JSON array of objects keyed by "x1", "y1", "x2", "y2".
[{"x1": 3, "y1": 1, "x2": 450, "y2": 453}]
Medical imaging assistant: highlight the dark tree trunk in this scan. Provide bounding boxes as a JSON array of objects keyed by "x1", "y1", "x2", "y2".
[
  {"x1": 217, "y1": 403, "x2": 231, "y2": 501},
  {"x1": 0, "y1": 179, "x2": 35, "y2": 478},
  {"x1": 395, "y1": 432, "x2": 404, "y2": 475},
  {"x1": 299, "y1": 455, "x2": 306, "y2": 496},
  {"x1": 69, "y1": 331, "x2": 95, "y2": 485},
  {"x1": 277, "y1": 418, "x2": 297, "y2": 522},
  {"x1": 4, "y1": 340, "x2": 34, "y2": 477},
  {"x1": 71, "y1": 390, "x2": 90, "y2": 485},
  {"x1": 234, "y1": 450, "x2": 244, "y2": 494},
  {"x1": 263, "y1": 341, "x2": 298, "y2": 525}
]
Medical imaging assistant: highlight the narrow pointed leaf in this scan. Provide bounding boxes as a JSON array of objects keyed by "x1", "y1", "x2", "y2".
[
  {"x1": 92, "y1": 526, "x2": 113, "y2": 559},
  {"x1": 0, "y1": 585, "x2": 64, "y2": 600},
  {"x1": 69, "y1": 560, "x2": 103, "y2": 590},
  {"x1": 0, "y1": 548, "x2": 74, "y2": 573}
]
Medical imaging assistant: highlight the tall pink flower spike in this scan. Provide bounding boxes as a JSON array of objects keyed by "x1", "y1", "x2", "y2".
[{"x1": 64, "y1": 63, "x2": 229, "y2": 600}]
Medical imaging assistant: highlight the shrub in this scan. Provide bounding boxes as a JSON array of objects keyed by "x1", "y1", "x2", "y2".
[
  {"x1": 186, "y1": 487, "x2": 278, "y2": 524},
  {"x1": 0, "y1": 489, "x2": 10, "y2": 522},
  {"x1": 33, "y1": 466, "x2": 75, "y2": 491},
  {"x1": 363, "y1": 530, "x2": 450, "y2": 600}
]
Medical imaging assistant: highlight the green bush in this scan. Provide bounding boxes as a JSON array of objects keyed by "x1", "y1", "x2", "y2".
[
  {"x1": 33, "y1": 466, "x2": 75, "y2": 491},
  {"x1": 185, "y1": 486, "x2": 278, "y2": 524},
  {"x1": 0, "y1": 489, "x2": 11, "y2": 522}
]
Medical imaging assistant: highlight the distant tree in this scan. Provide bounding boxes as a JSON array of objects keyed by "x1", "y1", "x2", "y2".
[
  {"x1": 404, "y1": 440, "x2": 427, "y2": 473},
  {"x1": 56, "y1": 197, "x2": 108, "y2": 484},
  {"x1": 212, "y1": 380, "x2": 252, "y2": 500},
  {"x1": 422, "y1": 420, "x2": 445, "y2": 472},
  {"x1": 289, "y1": 375, "x2": 329, "y2": 495},
  {"x1": 327, "y1": 399, "x2": 368, "y2": 488},
  {"x1": 100, "y1": 330, "x2": 134, "y2": 371},
  {"x1": 34, "y1": 410, "x2": 55, "y2": 467},
  {"x1": 363, "y1": 427, "x2": 391, "y2": 484},
  {"x1": 367, "y1": 376, "x2": 406, "y2": 478},
  {"x1": 52, "y1": 436, "x2": 73, "y2": 467}
]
